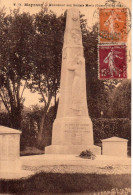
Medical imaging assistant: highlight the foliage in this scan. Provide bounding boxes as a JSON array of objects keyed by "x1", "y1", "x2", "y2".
[
  {"x1": 20, "y1": 111, "x2": 39, "y2": 150},
  {"x1": 92, "y1": 118, "x2": 131, "y2": 145},
  {"x1": 27, "y1": 9, "x2": 66, "y2": 147},
  {"x1": 0, "y1": 8, "x2": 34, "y2": 129},
  {"x1": 20, "y1": 104, "x2": 57, "y2": 150},
  {"x1": 81, "y1": 23, "x2": 111, "y2": 118},
  {"x1": 20, "y1": 105, "x2": 45, "y2": 150},
  {"x1": 79, "y1": 150, "x2": 96, "y2": 160},
  {"x1": 112, "y1": 80, "x2": 131, "y2": 119},
  {"x1": 0, "y1": 112, "x2": 11, "y2": 127},
  {"x1": 29, "y1": 10, "x2": 66, "y2": 104}
]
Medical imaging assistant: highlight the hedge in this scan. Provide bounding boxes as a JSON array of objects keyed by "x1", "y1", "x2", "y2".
[
  {"x1": 92, "y1": 118, "x2": 131, "y2": 145},
  {"x1": 0, "y1": 112, "x2": 11, "y2": 127}
]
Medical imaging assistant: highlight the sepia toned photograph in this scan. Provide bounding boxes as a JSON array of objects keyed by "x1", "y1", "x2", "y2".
[{"x1": 0, "y1": 0, "x2": 131, "y2": 194}]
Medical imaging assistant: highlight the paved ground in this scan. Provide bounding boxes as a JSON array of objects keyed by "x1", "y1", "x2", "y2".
[{"x1": 0, "y1": 155, "x2": 131, "y2": 179}]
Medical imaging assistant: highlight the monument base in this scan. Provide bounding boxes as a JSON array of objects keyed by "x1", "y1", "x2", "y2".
[{"x1": 45, "y1": 145, "x2": 101, "y2": 155}]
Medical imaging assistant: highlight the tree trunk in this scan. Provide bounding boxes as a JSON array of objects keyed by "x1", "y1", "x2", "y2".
[
  {"x1": 37, "y1": 104, "x2": 50, "y2": 149},
  {"x1": 10, "y1": 106, "x2": 22, "y2": 130},
  {"x1": 37, "y1": 112, "x2": 46, "y2": 149},
  {"x1": 37, "y1": 91, "x2": 52, "y2": 149}
]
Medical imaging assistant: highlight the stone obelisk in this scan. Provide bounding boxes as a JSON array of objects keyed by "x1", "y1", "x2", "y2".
[{"x1": 45, "y1": 8, "x2": 101, "y2": 154}]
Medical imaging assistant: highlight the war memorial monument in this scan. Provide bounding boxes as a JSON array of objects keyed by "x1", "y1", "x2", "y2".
[{"x1": 45, "y1": 8, "x2": 101, "y2": 154}]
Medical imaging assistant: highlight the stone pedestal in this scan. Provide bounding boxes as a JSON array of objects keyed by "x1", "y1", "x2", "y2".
[
  {"x1": 46, "y1": 117, "x2": 101, "y2": 154},
  {"x1": 0, "y1": 126, "x2": 21, "y2": 172},
  {"x1": 45, "y1": 8, "x2": 101, "y2": 155},
  {"x1": 101, "y1": 137, "x2": 128, "y2": 157}
]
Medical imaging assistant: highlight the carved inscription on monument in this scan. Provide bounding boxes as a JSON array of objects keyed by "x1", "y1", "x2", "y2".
[{"x1": 65, "y1": 124, "x2": 90, "y2": 145}]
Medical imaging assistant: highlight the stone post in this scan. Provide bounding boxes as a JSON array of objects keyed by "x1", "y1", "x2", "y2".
[
  {"x1": 101, "y1": 137, "x2": 128, "y2": 156},
  {"x1": 0, "y1": 126, "x2": 21, "y2": 172}
]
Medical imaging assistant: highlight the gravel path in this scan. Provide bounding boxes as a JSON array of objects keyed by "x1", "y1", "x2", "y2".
[
  {"x1": 21, "y1": 154, "x2": 131, "y2": 175},
  {"x1": 23, "y1": 164, "x2": 131, "y2": 175}
]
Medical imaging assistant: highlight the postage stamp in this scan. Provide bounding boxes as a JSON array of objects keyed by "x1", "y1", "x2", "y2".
[
  {"x1": 99, "y1": 8, "x2": 127, "y2": 43},
  {"x1": 99, "y1": 44, "x2": 127, "y2": 79}
]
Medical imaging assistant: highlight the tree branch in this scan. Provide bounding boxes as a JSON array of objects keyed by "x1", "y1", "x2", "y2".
[
  {"x1": 40, "y1": 88, "x2": 47, "y2": 106},
  {"x1": 0, "y1": 89, "x2": 10, "y2": 113},
  {"x1": 20, "y1": 80, "x2": 27, "y2": 101}
]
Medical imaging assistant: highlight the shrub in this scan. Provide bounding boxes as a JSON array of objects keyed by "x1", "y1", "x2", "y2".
[
  {"x1": 79, "y1": 150, "x2": 96, "y2": 160},
  {"x1": 20, "y1": 105, "x2": 56, "y2": 150},
  {"x1": 0, "y1": 112, "x2": 11, "y2": 127},
  {"x1": 20, "y1": 112, "x2": 39, "y2": 150},
  {"x1": 92, "y1": 118, "x2": 131, "y2": 145}
]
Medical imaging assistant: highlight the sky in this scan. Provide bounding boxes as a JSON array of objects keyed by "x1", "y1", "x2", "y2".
[{"x1": 0, "y1": 0, "x2": 131, "y2": 107}]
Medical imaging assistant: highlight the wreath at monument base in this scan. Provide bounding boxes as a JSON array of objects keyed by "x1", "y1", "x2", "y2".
[{"x1": 79, "y1": 150, "x2": 96, "y2": 160}]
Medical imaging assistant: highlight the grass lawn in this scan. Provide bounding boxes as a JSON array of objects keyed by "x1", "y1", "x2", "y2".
[{"x1": 0, "y1": 172, "x2": 131, "y2": 194}]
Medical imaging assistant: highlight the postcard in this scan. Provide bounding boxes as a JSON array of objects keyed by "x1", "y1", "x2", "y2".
[{"x1": 0, "y1": 0, "x2": 131, "y2": 194}]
